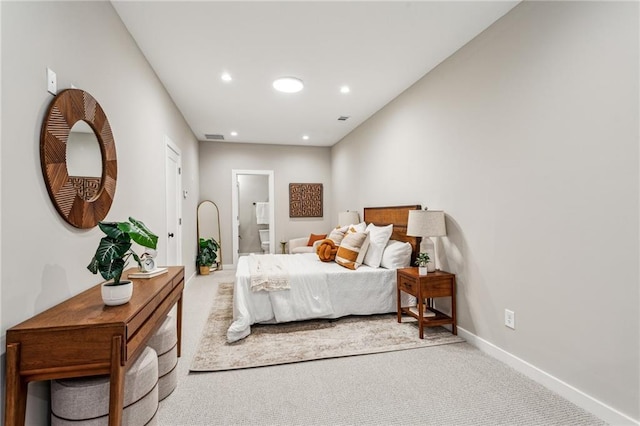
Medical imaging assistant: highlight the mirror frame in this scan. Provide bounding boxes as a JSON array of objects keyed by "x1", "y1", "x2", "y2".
[
  {"x1": 197, "y1": 200, "x2": 223, "y2": 270},
  {"x1": 40, "y1": 89, "x2": 117, "y2": 229}
]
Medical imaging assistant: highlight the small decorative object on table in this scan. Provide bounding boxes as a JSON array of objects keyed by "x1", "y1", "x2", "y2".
[
  {"x1": 197, "y1": 237, "x2": 220, "y2": 275},
  {"x1": 128, "y1": 267, "x2": 168, "y2": 279},
  {"x1": 415, "y1": 252, "x2": 430, "y2": 276},
  {"x1": 280, "y1": 240, "x2": 287, "y2": 254},
  {"x1": 87, "y1": 217, "x2": 158, "y2": 306},
  {"x1": 138, "y1": 248, "x2": 158, "y2": 272}
]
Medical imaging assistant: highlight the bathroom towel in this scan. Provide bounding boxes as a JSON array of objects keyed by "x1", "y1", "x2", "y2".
[{"x1": 256, "y1": 202, "x2": 269, "y2": 224}]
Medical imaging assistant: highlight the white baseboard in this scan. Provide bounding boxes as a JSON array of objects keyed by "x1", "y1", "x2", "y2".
[
  {"x1": 185, "y1": 269, "x2": 197, "y2": 287},
  {"x1": 457, "y1": 327, "x2": 638, "y2": 425}
]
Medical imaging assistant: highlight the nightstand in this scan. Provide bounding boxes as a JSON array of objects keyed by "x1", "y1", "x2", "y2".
[{"x1": 396, "y1": 267, "x2": 457, "y2": 338}]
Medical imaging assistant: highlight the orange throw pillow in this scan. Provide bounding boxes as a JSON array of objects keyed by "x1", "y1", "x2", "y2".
[
  {"x1": 307, "y1": 233, "x2": 327, "y2": 246},
  {"x1": 316, "y1": 239, "x2": 338, "y2": 262}
]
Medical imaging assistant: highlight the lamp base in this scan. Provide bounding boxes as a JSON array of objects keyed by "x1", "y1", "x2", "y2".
[{"x1": 422, "y1": 238, "x2": 436, "y2": 272}]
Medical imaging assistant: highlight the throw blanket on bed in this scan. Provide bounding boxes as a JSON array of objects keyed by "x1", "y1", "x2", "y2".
[{"x1": 248, "y1": 254, "x2": 290, "y2": 292}]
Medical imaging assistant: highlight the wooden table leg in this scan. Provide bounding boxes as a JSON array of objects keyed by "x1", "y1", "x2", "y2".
[
  {"x1": 451, "y1": 277, "x2": 457, "y2": 335},
  {"x1": 418, "y1": 293, "x2": 424, "y2": 339},
  {"x1": 396, "y1": 286, "x2": 402, "y2": 323},
  {"x1": 108, "y1": 336, "x2": 125, "y2": 426},
  {"x1": 5, "y1": 342, "x2": 28, "y2": 426},
  {"x1": 176, "y1": 293, "x2": 183, "y2": 357}
]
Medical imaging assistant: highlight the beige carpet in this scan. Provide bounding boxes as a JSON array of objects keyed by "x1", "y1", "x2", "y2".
[{"x1": 190, "y1": 282, "x2": 464, "y2": 371}]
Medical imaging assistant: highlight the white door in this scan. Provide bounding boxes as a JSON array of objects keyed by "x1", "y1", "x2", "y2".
[{"x1": 165, "y1": 138, "x2": 182, "y2": 266}]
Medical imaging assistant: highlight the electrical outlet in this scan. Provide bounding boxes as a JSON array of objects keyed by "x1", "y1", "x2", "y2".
[
  {"x1": 505, "y1": 309, "x2": 515, "y2": 329},
  {"x1": 47, "y1": 68, "x2": 57, "y2": 95}
]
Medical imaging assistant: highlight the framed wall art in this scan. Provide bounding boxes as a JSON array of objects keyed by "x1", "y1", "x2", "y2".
[{"x1": 289, "y1": 183, "x2": 323, "y2": 218}]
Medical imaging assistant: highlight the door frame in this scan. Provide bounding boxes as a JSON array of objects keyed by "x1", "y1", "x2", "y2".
[
  {"x1": 231, "y1": 169, "x2": 275, "y2": 268},
  {"x1": 165, "y1": 136, "x2": 183, "y2": 266}
]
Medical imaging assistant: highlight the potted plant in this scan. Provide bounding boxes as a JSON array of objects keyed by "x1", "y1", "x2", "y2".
[
  {"x1": 415, "y1": 252, "x2": 430, "y2": 276},
  {"x1": 196, "y1": 237, "x2": 219, "y2": 275},
  {"x1": 87, "y1": 217, "x2": 158, "y2": 306}
]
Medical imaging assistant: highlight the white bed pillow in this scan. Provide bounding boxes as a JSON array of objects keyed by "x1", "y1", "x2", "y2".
[
  {"x1": 349, "y1": 222, "x2": 367, "y2": 233},
  {"x1": 380, "y1": 240, "x2": 412, "y2": 269},
  {"x1": 363, "y1": 223, "x2": 393, "y2": 268}
]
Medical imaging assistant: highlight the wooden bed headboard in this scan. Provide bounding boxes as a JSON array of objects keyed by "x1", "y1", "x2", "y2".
[{"x1": 363, "y1": 205, "x2": 422, "y2": 264}]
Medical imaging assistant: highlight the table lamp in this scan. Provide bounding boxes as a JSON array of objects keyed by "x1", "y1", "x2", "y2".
[
  {"x1": 406, "y1": 209, "x2": 447, "y2": 272},
  {"x1": 338, "y1": 211, "x2": 360, "y2": 227}
]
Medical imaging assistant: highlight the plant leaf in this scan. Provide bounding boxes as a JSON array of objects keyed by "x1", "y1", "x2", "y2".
[
  {"x1": 131, "y1": 251, "x2": 142, "y2": 268},
  {"x1": 87, "y1": 256, "x2": 99, "y2": 274},
  {"x1": 99, "y1": 257, "x2": 125, "y2": 283},
  {"x1": 126, "y1": 217, "x2": 158, "y2": 249},
  {"x1": 96, "y1": 236, "x2": 131, "y2": 264},
  {"x1": 99, "y1": 222, "x2": 127, "y2": 240}
]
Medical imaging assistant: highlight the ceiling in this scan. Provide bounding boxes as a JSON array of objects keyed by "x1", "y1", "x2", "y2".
[{"x1": 112, "y1": 1, "x2": 519, "y2": 147}]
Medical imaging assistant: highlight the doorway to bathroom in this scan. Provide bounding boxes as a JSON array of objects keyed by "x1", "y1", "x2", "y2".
[{"x1": 231, "y1": 170, "x2": 275, "y2": 268}]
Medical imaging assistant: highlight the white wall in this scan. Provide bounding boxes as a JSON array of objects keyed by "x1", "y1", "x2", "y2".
[
  {"x1": 199, "y1": 142, "x2": 332, "y2": 264},
  {"x1": 1, "y1": 2, "x2": 199, "y2": 423},
  {"x1": 333, "y1": 1, "x2": 638, "y2": 421}
]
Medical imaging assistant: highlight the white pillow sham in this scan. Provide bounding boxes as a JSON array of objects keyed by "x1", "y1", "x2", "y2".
[
  {"x1": 348, "y1": 222, "x2": 367, "y2": 233},
  {"x1": 363, "y1": 223, "x2": 393, "y2": 268},
  {"x1": 380, "y1": 240, "x2": 412, "y2": 269}
]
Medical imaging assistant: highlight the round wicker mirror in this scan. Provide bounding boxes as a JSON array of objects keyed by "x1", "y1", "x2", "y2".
[{"x1": 40, "y1": 89, "x2": 117, "y2": 228}]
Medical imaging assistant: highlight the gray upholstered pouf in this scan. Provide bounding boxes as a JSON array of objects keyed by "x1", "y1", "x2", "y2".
[
  {"x1": 157, "y1": 345, "x2": 178, "y2": 400},
  {"x1": 51, "y1": 346, "x2": 158, "y2": 426},
  {"x1": 147, "y1": 315, "x2": 178, "y2": 401}
]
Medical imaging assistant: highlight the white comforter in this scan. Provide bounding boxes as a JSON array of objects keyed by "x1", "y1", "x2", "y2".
[{"x1": 227, "y1": 253, "x2": 413, "y2": 342}]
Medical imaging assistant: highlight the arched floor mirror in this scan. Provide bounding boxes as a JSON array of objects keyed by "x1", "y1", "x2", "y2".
[{"x1": 197, "y1": 200, "x2": 222, "y2": 271}]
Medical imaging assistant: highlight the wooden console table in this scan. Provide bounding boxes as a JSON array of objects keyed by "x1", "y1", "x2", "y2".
[{"x1": 4, "y1": 266, "x2": 184, "y2": 426}]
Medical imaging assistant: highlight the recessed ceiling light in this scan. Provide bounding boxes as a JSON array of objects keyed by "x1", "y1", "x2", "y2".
[
  {"x1": 230, "y1": 131, "x2": 238, "y2": 137},
  {"x1": 302, "y1": 135, "x2": 309, "y2": 140},
  {"x1": 340, "y1": 85, "x2": 350, "y2": 94},
  {"x1": 273, "y1": 77, "x2": 304, "y2": 93},
  {"x1": 221, "y1": 72, "x2": 232, "y2": 82}
]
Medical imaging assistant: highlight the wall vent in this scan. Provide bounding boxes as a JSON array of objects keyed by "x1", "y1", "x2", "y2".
[
  {"x1": 205, "y1": 133, "x2": 225, "y2": 140},
  {"x1": 337, "y1": 116, "x2": 350, "y2": 121}
]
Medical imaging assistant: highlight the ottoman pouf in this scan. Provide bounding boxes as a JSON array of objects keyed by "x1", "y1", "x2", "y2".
[
  {"x1": 147, "y1": 315, "x2": 178, "y2": 401},
  {"x1": 51, "y1": 346, "x2": 158, "y2": 426}
]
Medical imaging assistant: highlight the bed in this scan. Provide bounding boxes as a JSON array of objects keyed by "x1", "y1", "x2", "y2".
[{"x1": 227, "y1": 205, "x2": 422, "y2": 342}]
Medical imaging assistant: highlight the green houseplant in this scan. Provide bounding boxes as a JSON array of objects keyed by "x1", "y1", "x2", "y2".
[
  {"x1": 87, "y1": 217, "x2": 158, "y2": 305},
  {"x1": 196, "y1": 237, "x2": 219, "y2": 275},
  {"x1": 415, "y1": 252, "x2": 430, "y2": 275}
]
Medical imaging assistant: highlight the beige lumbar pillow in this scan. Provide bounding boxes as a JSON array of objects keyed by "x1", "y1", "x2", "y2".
[{"x1": 327, "y1": 225, "x2": 349, "y2": 246}]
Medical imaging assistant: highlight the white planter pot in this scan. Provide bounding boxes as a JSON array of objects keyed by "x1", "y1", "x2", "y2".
[
  {"x1": 418, "y1": 266, "x2": 428, "y2": 276},
  {"x1": 101, "y1": 281, "x2": 133, "y2": 306}
]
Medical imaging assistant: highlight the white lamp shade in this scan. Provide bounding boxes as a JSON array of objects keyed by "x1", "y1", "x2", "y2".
[
  {"x1": 338, "y1": 211, "x2": 360, "y2": 226},
  {"x1": 406, "y1": 210, "x2": 446, "y2": 237}
]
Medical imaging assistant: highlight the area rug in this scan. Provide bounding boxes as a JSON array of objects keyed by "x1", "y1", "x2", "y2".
[{"x1": 190, "y1": 282, "x2": 464, "y2": 372}]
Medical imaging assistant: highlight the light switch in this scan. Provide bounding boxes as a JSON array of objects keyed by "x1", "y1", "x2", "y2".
[{"x1": 47, "y1": 68, "x2": 57, "y2": 95}]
